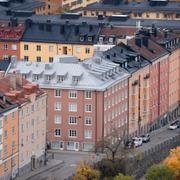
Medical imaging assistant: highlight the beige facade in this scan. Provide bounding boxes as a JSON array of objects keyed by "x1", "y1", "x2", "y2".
[{"x1": 18, "y1": 93, "x2": 47, "y2": 175}]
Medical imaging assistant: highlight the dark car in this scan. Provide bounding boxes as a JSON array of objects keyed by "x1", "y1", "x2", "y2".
[{"x1": 141, "y1": 134, "x2": 150, "y2": 143}]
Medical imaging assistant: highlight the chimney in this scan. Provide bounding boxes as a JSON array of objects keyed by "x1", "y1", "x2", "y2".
[
  {"x1": 60, "y1": 25, "x2": 65, "y2": 34},
  {"x1": 89, "y1": 24, "x2": 93, "y2": 32},
  {"x1": 3, "y1": 95, "x2": 6, "y2": 103},
  {"x1": 9, "y1": 74, "x2": 17, "y2": 90},
  {"x1": 17, "y1": 72, "x2": 23, "y2": 86},
  {"x1": 142, "y1": 36, "x2": 148, "y2": 47},
  {"x1": 75, "y1": 25, "x2": 79, "y2": 35},
  {"x1": 135, "y1": 37, "x2": 142, "y2": 47},
  {"x1": 0, "y1": 71, "x2": 5, "y2": 79}
]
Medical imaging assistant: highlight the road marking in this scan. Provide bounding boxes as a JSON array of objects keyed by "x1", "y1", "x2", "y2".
[{"x1": 69, "y1": 164, "x2": 76, "y2": 167}]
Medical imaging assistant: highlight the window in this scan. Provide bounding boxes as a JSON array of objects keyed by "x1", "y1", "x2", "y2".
[
  {"x1": 85, "y1": 117, "x2": 92, "y2": 125},
  {"x1": 54, "y1": 102, "x2": 61, "y2": 111},
  {"x1": 33, "y1": 74, "x2": 39, "y2": 80},
  {"x1": 69, "y1": 91, "x2": 77, "y2": 98},
  {"x1": 4, "y1": 130, "x2": 7, "y2": 138},
  {"x1": 85, "y1": 48, "x2": 90, "y2": 54},
  {"x1": 49, "y1": 46, "x2": 54, "y2": 52},
  {"x1": 54, "y1": 115, "x2": 61, "y2": 124},
  {"x1": 69, "y1": 116, "x2": 77, "y2": 124},
  {"x1": 24, "y1": 44, "x2": 28, "y2": 50},
  {"x1": 12, "y1": 127, "x2": 15, "y2": 135},
  {"x1": 85, "y1": 91, "x2": 92, "y2": 99},
  {"x1": 49, "y1": 57, "x2": 54, "y2": 63},
  {"x1": 3, "y1": 55, "x2": 9, "y2": 60},
  {"x1": 0, "y1": 119, "x2": 2, "y2": 128},
  {"x1": 12, "y1": 44, "x2": 17, "y2": 50},
  {"x1": 69, "y1": 129, "x2": 77, "y2": 137},
  {"x1": 36, "y1": 56, "x2": 41, "y2": 62},
  {"x1": 3, "y1": 44, "x2": 8, "y2": 50},
  {"x1": 84, "y1": 130, "x2": 92, "y2": 139},
  {"x1": 24, "y1": 56, "x2": 29, "y2": 61},
  {"x1": 69, "y1": 103, "x2": 77, "y2": 112},
  {"x1": 54, "y1": 129, "x2": 61, "y2": 137},
  {"x1": 36, "y1": 45, "x2": 41, "y2": 51},
  {"x1": 55, "y1": 89, "x2": 61, "y2": 97},
  {"x1": 85, "y1": 104, "x2": 92, "y2": 112},
  {"x1": 76, "y1": 47, "x2": 81, "y2": 53},
  {"x1": 88, "y1": 36, "x2": 93, "y2": 42}
]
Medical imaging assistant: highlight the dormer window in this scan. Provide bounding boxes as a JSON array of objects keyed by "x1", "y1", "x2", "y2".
[
  {"x1": 22, "y1": 74, "x2": 28, "y2": 79},
  {"x1": 88, "y1": 36, "x2": 93, "y2": 42},
  {"x1": 46, "y1": 75, "x2": 52, "y2": 81},
  {"x1": 33, "y1": 75, "x2": 39, "y2": 80},
  {"x1": 80, "y1": 36, "x2": 85, "y2": 42},
  {"x1": 99, "y1": 36, "x2": 104, "y2": 44},
  {"x1": 109, "y1": 37, "x2": 114, "y2": 44},
  {"x1": 57, "y1": 75, "x2": 65, "y2": 82}
]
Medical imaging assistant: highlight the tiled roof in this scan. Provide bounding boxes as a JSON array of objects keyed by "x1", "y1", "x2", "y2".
[
  {"x1": 0, "y1": 74, "x2": 45, "y2": 105},
  {"x1": 100, "y1": 26, "x2": 137, "y2": 37}
]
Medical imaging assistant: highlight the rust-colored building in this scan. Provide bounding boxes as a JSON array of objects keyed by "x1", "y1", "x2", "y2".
[{"x1": 0, "y1": 20, "x2": 25, "y2": 61}]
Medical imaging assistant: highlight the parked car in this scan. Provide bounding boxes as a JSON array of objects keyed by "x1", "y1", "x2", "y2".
[
  {"x1": 169, "y1": 121, "x2": 180, "y2": 130},
  {"x1": 141, "y1": 134, "x2": 150, "y2": 143},
  {"x1": 124, "y1": 140, "x2": 134, "y2": 149},
  {"x1": 132, "y1": 137, "x2": 143, "y2": 147}
]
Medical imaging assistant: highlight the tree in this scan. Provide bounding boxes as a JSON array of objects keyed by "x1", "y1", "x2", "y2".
[
  {"x1": 96, "y1": 158, "x2": 124, "y2": 178},
  {"x1": 145, "y1": 165, "x2": 175, "y2": 180},
  {"x1": 73, "y1": 161, "x2": 100, "y2": 180},
  {"x1": 164, "y1": 146, "x2": 180, "y2": 179},
  {"x1": 95, "y1": 126, "x2": 128, "y2": 161},
  {"x1": 114, "y1": 173, "x2": 134, "y2": 180}
]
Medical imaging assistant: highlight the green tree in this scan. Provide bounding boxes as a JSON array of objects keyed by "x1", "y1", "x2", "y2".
[
  {"x1": 145, "y1": 165, "x2": 175, "y2": 180},
  {"x1": 114, "y1": 173, "x2": 134, "y2": 180}
]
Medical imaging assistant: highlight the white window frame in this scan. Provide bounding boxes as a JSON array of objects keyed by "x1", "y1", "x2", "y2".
[
  {"x1": 69, "y1": 91, "x2": 77, "y2": 99},
  {"x1": 69, "y1": 103, "x2": 77, "y2": 112},
  {"x1": 69, "y1": 129, "x2": 77, "y2": 138},
  {"x1": 69, "y1": 116, "x2": 77, "y2": 125},
  {"x1": 54, "y1": 102, "x2": 61, "y2": 111},
  {"x1": 54, "y1": 115, "x2": 61, "y2": 124},
  {"x1": 84, "y1": 130, "x2": 92, "y2": 139},
  {"x1": 85, "y1": 117, "x2": 92, "y2": 125},
  {"x1": 85, "y1": 91, "x2": 92, "y2": 99},
  {"x1": 54, "y1": 89, "x2": 61, "y2": 97},
  {"x1": 12, "y1": 44, "x2": 17, "y2": 50},
  {"x1": 54, "y1": 129, "x2": 61, "y2": 137},
  {"x1": 85, "y1": 104, "x2": 92, "y2": 112}
]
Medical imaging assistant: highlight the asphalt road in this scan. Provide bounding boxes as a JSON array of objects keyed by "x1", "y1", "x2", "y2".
[{"x1": 27, "y1": 121, "x2": 180, "y2": 180}]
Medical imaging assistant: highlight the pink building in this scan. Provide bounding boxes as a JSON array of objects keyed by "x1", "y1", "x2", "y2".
[{"x1": 8, "y1": 56, "x2": 130, "y2": 151}]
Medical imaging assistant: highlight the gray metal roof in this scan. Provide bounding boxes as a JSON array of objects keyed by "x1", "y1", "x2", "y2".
[{"x1": 7, "y1": 55, "x2": 130, "y2": 91}]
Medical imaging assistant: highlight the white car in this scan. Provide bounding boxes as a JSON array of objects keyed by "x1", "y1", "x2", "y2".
[
  {"x1": 132, "y1": 137, "x2": 143, "y2": 147},
  {"x1": 169, "y1": 121, "x2": 179, "y2": 130}
]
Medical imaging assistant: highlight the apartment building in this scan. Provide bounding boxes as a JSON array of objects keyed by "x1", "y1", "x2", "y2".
[
  {"x1": 0, "y1": 19, "x2": 25, "y2": 60},
  {"x1": 83, "y1": 0, "x2": 180, "y2": 20},
  {"x1": 128, "y1": 30, "x2": 170, "y2": 131},
  {"x1": 0, "y1": 95, "x2": 19, "y2": 180},
  {"x1": 20, "y1": 16, "x2": 101, "y2": 61},
  {"x1": 0, "y1": 73, "x2": 47, "y2": 176},
  {"x1": 7, "y1": 56, "x2": 130, "y2": 151},
  {"x1": 104, "y1": 43, "x2": 151, "y2": 136}
]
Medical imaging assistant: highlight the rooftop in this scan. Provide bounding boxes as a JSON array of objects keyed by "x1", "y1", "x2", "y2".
[
  {"x1": 7, "y1": 55, "x2": 130, "y2": 91},
  {"x1": 84, "y1": 1, "x2": 180, "y2": 13}
]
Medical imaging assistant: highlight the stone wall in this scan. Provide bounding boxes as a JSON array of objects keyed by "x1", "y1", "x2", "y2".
[{"x1": 124, "y1": 134, "x2": 180, "y2": 179}]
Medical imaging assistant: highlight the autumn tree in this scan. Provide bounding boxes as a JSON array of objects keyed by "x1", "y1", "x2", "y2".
[
  {"x1": 145, "y1": 165, "x2": 175, "y2": 180},
  {"x1": 114, "y1": 173, "x2": 134, "y2": 180},
  {"x1": 164, "y1": 146, "x2": 180, "y2": 179},
  {"x1": 73, "y1": 161, "x2": 100, "y2": 180}
]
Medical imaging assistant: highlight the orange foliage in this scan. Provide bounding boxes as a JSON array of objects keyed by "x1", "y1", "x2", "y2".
[{"x1": 164, "y1": 146, "x2": 180, "y2": 179}]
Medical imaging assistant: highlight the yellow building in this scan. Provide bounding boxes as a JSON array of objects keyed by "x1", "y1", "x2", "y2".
[
  {"x1": 83, "y1": 1, "x2": 180, "y2": 20},
  {"x1": 20, "y1": 19, "x2": 99, "y2": 62}
]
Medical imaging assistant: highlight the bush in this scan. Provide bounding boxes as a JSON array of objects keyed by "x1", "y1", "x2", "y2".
[
  {"x1": 145, "y1": 164, "x2": 175, "y2": 180},
  {"x1": 96, "y1": 158, "x2": 125, "y2": 178},
  {"x1": 73, "y1": 161, "x2": 100, "y2": 180},
  {"x1": 114, "y1": 173, "x2": 134, "y2": 180}
]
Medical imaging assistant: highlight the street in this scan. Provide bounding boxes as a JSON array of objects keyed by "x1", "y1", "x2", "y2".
[{"x1": 27, "y1": 121, "x2": 180, "y2": 180}]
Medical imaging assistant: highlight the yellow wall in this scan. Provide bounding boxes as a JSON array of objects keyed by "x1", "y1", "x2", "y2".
[
  {"x1": 20, "y1": 42, "x2": 94, "y2": 62},
  {"x1": 84, "y1": 10, "x2": 179, "y2": 20}
]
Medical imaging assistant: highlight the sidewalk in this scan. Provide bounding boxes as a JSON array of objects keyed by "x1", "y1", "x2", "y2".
[{"x1": 16, "y1": 159, "x2": 64, "y2": 180}]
